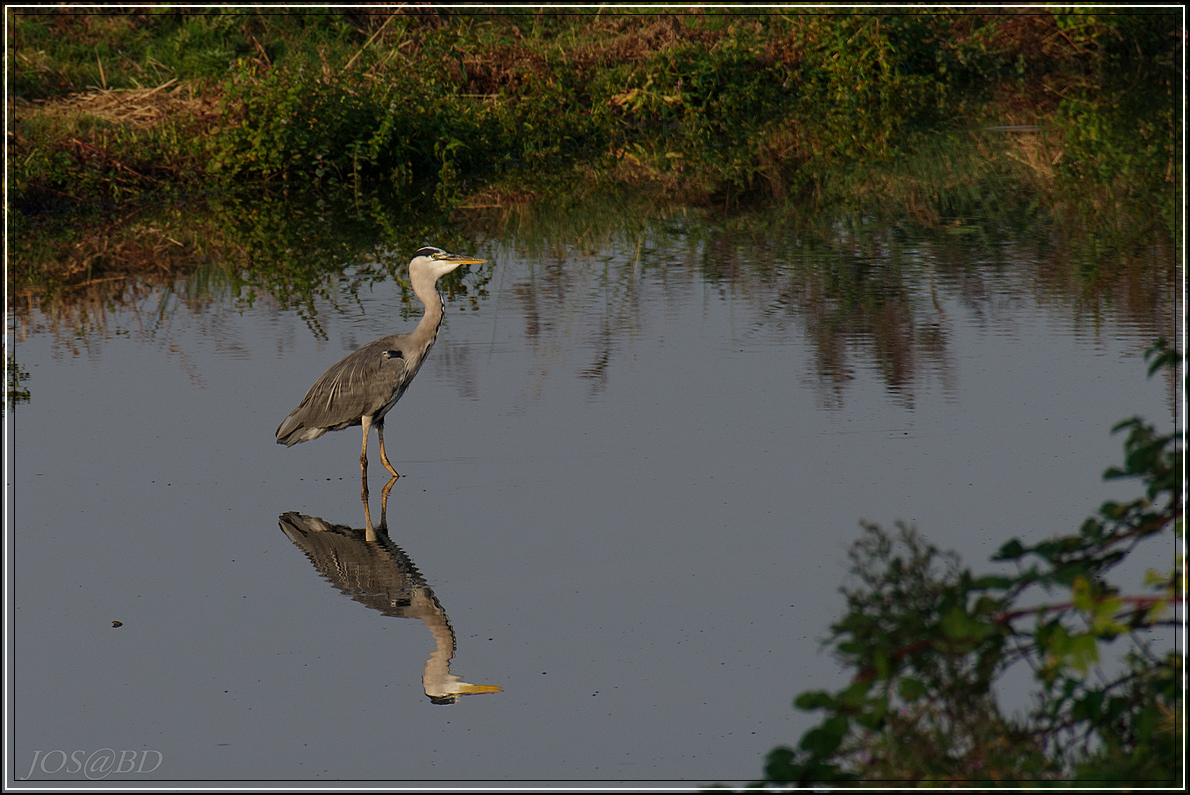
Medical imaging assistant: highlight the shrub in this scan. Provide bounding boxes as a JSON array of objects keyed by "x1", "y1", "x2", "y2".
[{"x1": 762, "y1": 340, "x2": 1182, "y2": 785}]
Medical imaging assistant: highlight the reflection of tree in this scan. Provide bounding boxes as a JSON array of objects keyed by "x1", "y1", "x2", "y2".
[
  {"x1": 479, "y1": 84, "x2": 1176, "y2": 407},
  {"x1": 505, "y1": 246, "x2": 638, "y2": 399},
  {"x1": 8, "y1": 190, "x2": 495, "y2": 395},
  {"x1": 493, "y1": 164, "x2": 1173, "y2": 409},
  {"x1": 9, "y1": 188, "x2": 493, "y2": 341},
  {"x1": 11, "y1": 83, "x2": 1175, "y2": 411},
  {"x1": 783, "y1": 251, "x2": 950, "y2": 410},
  {"x1": 279, "y1": 487, "x2": 501, "y2": 705}
]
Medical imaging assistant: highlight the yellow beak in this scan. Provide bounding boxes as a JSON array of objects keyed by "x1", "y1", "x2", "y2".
[{"x1": 443, "y1": 255, "x2": 487, "y2": 266}]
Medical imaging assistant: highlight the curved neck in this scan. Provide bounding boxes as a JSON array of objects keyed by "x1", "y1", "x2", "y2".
[{"x1": 409, "y1": 268, "x2": 447, "y2": 348}]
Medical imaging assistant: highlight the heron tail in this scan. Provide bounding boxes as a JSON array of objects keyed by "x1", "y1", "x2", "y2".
[{"x1": 276, "y1": 413, "x2": 325, "y2": 446}]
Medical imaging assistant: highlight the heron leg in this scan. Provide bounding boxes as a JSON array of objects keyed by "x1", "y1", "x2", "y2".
[
  {"x1": 375, "y1": 419, "x2": 401, "y2": 479},
  {"x1": 359, "y1": 414, "x2": 373, "y2": 479}
]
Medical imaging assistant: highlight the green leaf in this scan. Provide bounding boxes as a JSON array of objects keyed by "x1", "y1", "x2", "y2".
[
  {"x1": 1071, "y1": 575, "x2": 1096, "y2": 611},
  {"x1": 836, "y1": 640, "x2": 864, "y2": 656},
  {"x1": 940, "y1": 604, "x2": 995, "y2": 642},
  {"x1": 799, "y1": 715, "x2": 849, "y2": 757},
  {"x1": 764, "y1": 746, "x2": 800, "y2": 782},
  {"x1": 1072, "y1": 690, "x2": 1104, "y2": 722},
  {"x1": 872, "y1": 648, "x2": 891, "y2": 680},
  {"x1": 794, "y1": 690, "x2": 837, "y2": 711},
  {"x1": 994, "y1": 539, "x2": 1026, "y2": 560},
  {"x1": 898, "y1": 676, "x2": 929, "y2": 700},
  {"x1": 840, "y1": 679, "x2": 874, "y2": 705}
]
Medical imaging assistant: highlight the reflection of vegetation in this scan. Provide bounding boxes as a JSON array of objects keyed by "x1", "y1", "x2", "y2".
[
  {"x1": 9, "y1": 201, "x2": 242, "y2": 313},
  {"x1": 474, "y1": 111, "x2": 1174, "y2": 405},
  {"x1": 756, "y1": 341, "x2": 1182, "y2": 786},
  {"x1": 9, "y1": 188, "x2": 495, "y2": 341},
  {"x1": 188, "y1": 189, "x2": 496, "y2": 340},
  {"x1": 7, "y1": 8, "x2": 1177, "y2": 405},
  {"x1": 9, "y1": 104, "x2": 1175, "y2": 406},
  {"x1": 6, "y1": 352, "x2": 31, "y2": 412}
]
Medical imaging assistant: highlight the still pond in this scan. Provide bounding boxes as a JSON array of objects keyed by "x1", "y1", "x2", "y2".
[{"x1": 8, "y1": 183, "x2": 1176, "y2": 786}]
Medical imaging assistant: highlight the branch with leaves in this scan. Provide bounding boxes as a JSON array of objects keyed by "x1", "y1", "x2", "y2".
[{"x1": 760, "y1": 339, "x2": 1182, "y2": 786}]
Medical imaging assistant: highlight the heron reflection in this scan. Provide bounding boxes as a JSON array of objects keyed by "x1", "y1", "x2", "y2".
[{"x1": 279, "y1": 479, "x2": 501, "y2": 704}]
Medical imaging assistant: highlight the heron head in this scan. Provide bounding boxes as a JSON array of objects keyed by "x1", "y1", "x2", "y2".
[{"x1": 410, "y1": 246, "x2": 487, "y2": 280}]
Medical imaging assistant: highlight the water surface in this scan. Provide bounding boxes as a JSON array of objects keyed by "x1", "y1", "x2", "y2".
[{"x1": 8, "y1": 199, "x2": 1176, "y2": 786}]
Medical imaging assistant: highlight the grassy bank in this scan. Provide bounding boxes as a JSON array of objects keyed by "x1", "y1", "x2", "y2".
[
  {"x1": 6, "y1": 8, "x2": 1182, "y2": 301},
  {"x1": 9, "y1": 9, "x2": 1180, "y2": 205}
]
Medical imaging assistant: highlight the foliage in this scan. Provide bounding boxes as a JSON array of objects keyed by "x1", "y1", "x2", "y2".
[
  {"x1": 7, "y1": 9, "x2": 1182, "y2": 219},
  {"x1": 1052, "y1": 8, "x2": 1182, "y2": 63},
  {"x1": 761, "y1": 340, "x2": 1183, "y2": 785},
  {"x1": 7, "y1": 8, "x2": 1181, "y2": 349},
  {"x1": 6, "y1": 9, "x2": 353, "y2": 97},
  {"x1": 1049, "y1": 66, "x2": 1182, "y2": 249},
  {"x1": 8, "y1": 103, "x2": 212, "y2": 215}
]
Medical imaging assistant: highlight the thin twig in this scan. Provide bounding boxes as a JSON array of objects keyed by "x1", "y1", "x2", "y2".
[{"x1": 997, "y1": 594, "x2": 1180, "y2": 625}]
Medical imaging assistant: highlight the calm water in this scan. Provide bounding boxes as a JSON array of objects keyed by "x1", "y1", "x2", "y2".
[{"x1": 8, "y1": 206, "x2": 1176, "y2": 786}]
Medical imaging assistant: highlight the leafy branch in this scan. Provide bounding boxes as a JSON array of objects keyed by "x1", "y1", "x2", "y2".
[{"x1": 761, "y1": 339, "x2": 1182, "y2": 786}]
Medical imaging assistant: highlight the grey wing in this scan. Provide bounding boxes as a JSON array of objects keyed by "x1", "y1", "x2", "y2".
[{"x1": 276, "y1": 339, "x2": 409, "y2": 445}]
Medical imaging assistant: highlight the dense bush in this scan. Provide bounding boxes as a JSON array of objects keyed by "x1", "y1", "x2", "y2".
[{"x1": 8, "y1": 9, "x2": 1181, "y2": 215}]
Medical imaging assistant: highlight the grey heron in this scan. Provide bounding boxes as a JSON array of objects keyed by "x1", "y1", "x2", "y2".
[{"x1": 275, "y1": 246, "x2": 486, "y2": 478}]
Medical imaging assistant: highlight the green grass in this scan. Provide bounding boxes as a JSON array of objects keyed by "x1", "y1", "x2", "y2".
[{"x1": 6, "y1": 9, "x2": 1181, "y2": 248}]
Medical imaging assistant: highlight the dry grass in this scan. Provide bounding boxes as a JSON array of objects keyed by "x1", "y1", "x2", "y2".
[{"x1": 12, "y1": 79, "x2": 220, "y2": 130}]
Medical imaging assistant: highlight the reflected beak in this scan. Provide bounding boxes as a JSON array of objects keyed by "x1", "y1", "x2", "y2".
[{"x1": 456, "y1": 683, "x2": 503, "y2": 695}]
